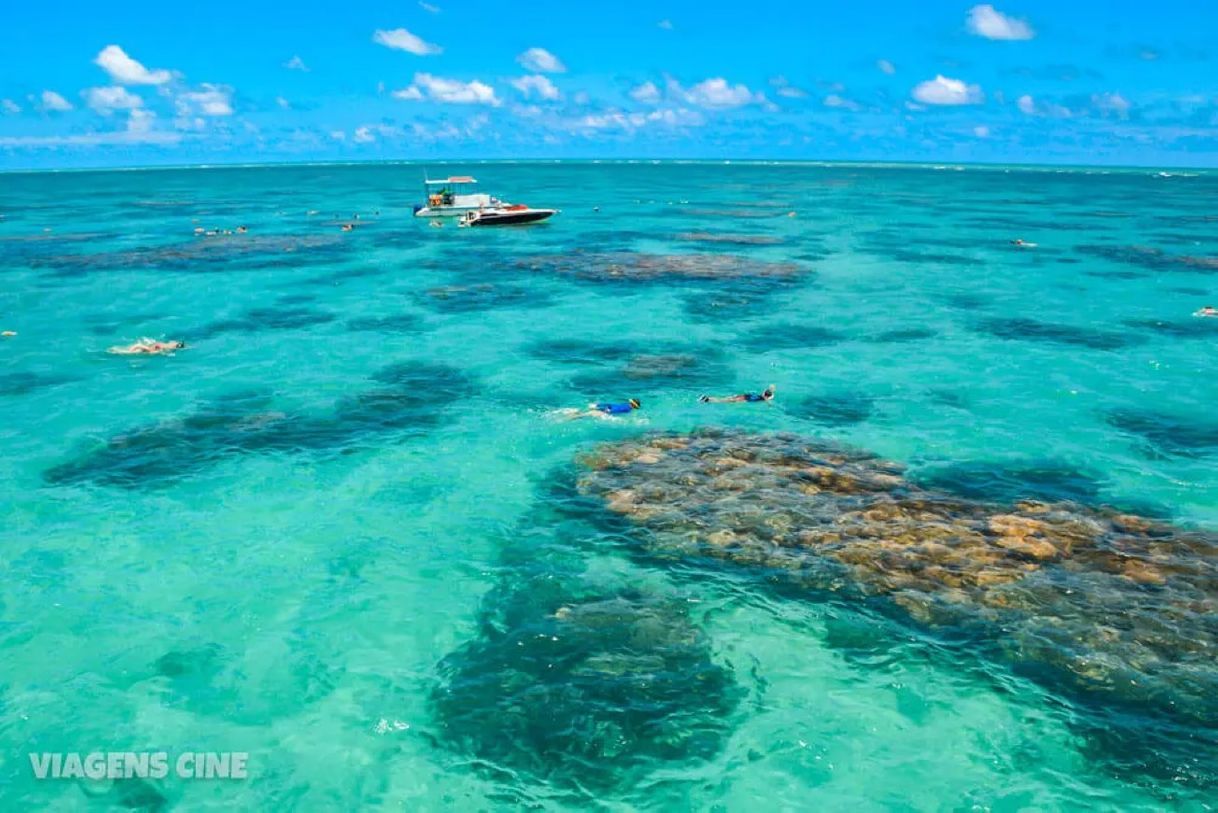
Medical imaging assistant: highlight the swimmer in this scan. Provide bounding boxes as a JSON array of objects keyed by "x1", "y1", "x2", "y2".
[
  {"x1": 699, "y1": 385, "x2": 776, "y2": 404},
  {"x1": 2, "y1": 330, "x2": 16, "y2": 337},
  {"x1": 236, "y1": 225, "x2": 248, "y2": 234},
  {"x1": 341, "y1": 223, "x2": 354, "y2": 232},
  {"x1": 1011, "y1": 238, "x2": 1038, "y2": 248},
  {"x1": 1195, "y1": 304, "x2": 1218, "y2": 318},
  {"x1": 560, "y1": 398, "x2": 642, "y2": 420},
  {"x1": 108, "y1": 338, "x2": 187, "y2": 355},
  {"x1": 429, "y1": 220, "x2": 443, "y2": 228}
]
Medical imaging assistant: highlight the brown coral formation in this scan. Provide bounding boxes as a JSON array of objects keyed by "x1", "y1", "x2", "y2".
[
  {"x1": 516, "y1": 250, "x2": 804, "y2": 282},
  {"x1": 575, "y1": 428, "x2": 1218, "y2": 722}
]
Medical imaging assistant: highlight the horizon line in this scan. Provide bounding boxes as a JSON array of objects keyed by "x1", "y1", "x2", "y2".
[{"x1": 1, "y1": 156, "x2": 1213, "y2": 176}]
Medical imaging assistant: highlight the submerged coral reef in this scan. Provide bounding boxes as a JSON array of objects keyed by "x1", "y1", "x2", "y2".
[
  {"x1": 433, "y1": 583, "x2": 739, "y2": 793},
  {"x1": 517, "y1": 251, "x2": 806, "y2": 282},
  {"x1": 44, "y1": 362, "x2": 475, "y2": 487},
  {"x1": 574, "y1": 428, "x2": 1218, "y2": 728}
]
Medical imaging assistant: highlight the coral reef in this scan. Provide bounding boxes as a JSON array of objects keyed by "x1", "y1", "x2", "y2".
[
  {"x1": 516, "y1": 251, "x2": 806, "y2": 282},
  {"x1": 574, "y1": 428, "x2": 1218, "y2": 725}
]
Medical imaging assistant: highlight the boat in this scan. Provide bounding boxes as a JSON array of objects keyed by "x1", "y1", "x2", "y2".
[
  {"x1": 413, "y1": 175, "x2": 557, "y2": 225},
  {"x1": 413, "y1": 176, "x2": 494, "y2": 218},
  {"x1": 461, "y1": 205, "x2": 556, "y2": 227}
]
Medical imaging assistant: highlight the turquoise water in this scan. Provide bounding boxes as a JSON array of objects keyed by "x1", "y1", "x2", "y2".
[{"x1": 2, "y1": 161, "x2": 1217, "y2": 809}]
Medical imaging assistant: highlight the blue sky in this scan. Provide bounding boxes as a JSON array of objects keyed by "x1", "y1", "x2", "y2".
[{"x1": 1, "y1": 1, "x2": 1215, "y2": 168}]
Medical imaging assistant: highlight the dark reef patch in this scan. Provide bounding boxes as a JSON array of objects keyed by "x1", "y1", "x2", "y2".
[
  {"x1": 345, "y1": 313, "x2": 424, "y2": 333},
  {"x1": 517, "y1": 251, "x2": 806, "y2": 283},
  {"x1": 433, "y1": 584, "x2": 740, "y2": 793},
  {"x1": 794, "y1": 392, "x2": 876, "y2": 426},
  {"x1": 1124, "y1": 317, "x2": 1218, "y2": 339},
  {"x1": 569, "y1": 350, "x2": 730, "y2": 395},
  {"x1": 1077, "y1": 244, "x2": 1218, "y2": 273},
  {"x1": 674, "y1": 231, "x2": 784, "y2": 246},
  {"x1": 527, "y1": 338, "x2": 649, "y2": 366},
  {"x1": 914, "y1": 461, "x2": 1104, "y2": 505},
  {"x1": 43, "y1": 362, "x2": 475, "y2": 487},
  {"x1": 863, "y1": 327, "x2": 938, "y2": 343},
  {"x1": 742, "y1": 322, "x2": 844, "y2": 352},
  {"x1": 973, "y1": 317, "x2": 1140, "y2": 351},
  {"x1": 194, "y1": 306, "x2": 336, "y2": 339},
  {"x1": 0, "y1": 371, "x2": 78, "y2": 397},
  {"x1": 1108, "y1": 409, "x2": 1218, "y2": 458},
  {"x1": 415, "y1": 282, "x2": 555, "y2": 313},
  {"x1": 32, "y1": 234, "x2": 349, "y2": 276},
  {"x1": 680, "y1": 274, "x2": 808, "y2": 324}
]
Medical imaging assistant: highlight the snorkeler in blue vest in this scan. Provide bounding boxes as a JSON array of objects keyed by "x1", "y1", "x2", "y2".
[
  {"x1": 559, "y1": 398, "x2": 642, "y2": 420},
  {"x1": 699, "y1": 385, "x2": 775, "y2": 404}
]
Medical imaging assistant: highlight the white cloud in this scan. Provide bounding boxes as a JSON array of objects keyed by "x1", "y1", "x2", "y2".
[
  {"x1": 393, "y1": 85, "x2": 424, "y2": 101},
  {"x1": 1091, "y1": 92, "x2": 1131, "y2": 119},
  {"x1": 1016, "y1": 93, "x2": 1072, "y2": 117},
  {"x1": 393, "y1": 73, "x2": 499, "y2": 105},
  {"x1": 630, "y1": 81, "x2": 661, "y2": 103},
  {"x1": 353, "y1": 126, "x2": 376, "y2": 143},
  {"x1": 0, "y1": 109, "x2": 178, "y2": 147},
  {"x1": 823, "y1": 93, "x2": 861, "y2": 111},
  {"x1": 284, "y1": 55, "x2": 309, "y2": 72},
  {"x1": 175, "y1": 84, "x2": 234, "y2": 116},
  {"x1": 770, "y1": 76, "x2": 807, "y2": 98},
  {"x1": 966, "y1": 5, "x2": 1034, "y2": 41},
  {"x1": 94, "y1": 45, "x2": 173, "y2": 85},
  {"x1": 911, "y1": 75, "x2": 984, "y2": 105},
  {"x1": 1, "y1": 98, "x2": 20, "y2": 114},
  {"x1": 517, "y1": 47, "x2": 565, "y2": 73},
  {"x1": 373, "y1": 28, "x2": 442, "y2": 56},
  {"x1": 419, "y1": 1, "x2": 440, "y2": 11},
  {"x1": 330, "y1": 130, "x2": 346, "y2": 141},
  {"x1": 85, "y1": 85, "x2": 144, "y2": 115},
  {"x1": 510, "y1": 75, "x2": 559, "y2": 101},
  {"x1": 973, "y1": 125, "x2": 991, "y2": 137},
  {"x1": 574, "y1": 107, "x2": 702, "y2": 131},
  {"x1": 658, "y1": 19, "x2": 674, "y2": 30},
  {"x1": 877, "y1": 59, "x2": 896, "y2": 75},
  {"x1": 675, "y1": 77, "x2": 765, "y2": 108},
  {"x1": 40, "y1": 90, "x2": 73, "y2": 112},
  {"x1": 276, "y1": 96, "x2": 291, "y2": 109}
]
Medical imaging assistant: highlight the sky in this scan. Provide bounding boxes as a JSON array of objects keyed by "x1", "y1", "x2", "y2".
[{"x1": 1, "y1": 1, "x2": 1216, "y2": 169}]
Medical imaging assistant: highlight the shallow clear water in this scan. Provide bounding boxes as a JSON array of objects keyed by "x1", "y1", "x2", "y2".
[{"x1": 2, "y1": 161, "x2": 1217, "y2": 809}]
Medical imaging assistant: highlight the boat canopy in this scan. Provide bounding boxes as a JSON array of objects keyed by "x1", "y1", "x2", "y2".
[{"x1": 424, "y1": 176, "x2": 477, "y2": 185}]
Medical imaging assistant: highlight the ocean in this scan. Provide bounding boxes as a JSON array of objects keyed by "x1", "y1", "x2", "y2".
[{"x1": 2, "y1": 161, "x2": 1216, "y2": 809}]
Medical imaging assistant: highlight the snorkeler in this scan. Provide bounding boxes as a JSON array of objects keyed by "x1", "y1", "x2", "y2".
[
  {"x1": 108, "y1": 339, "x2": 187, "y2": 355},
  {"x1": 559, "y1": 398, "x2": 642, "y2": 420},
  {"x1": 699, "y1": 385, "x2": 776, "y2": 404},
  {"x1": 1195, "y1": 304, "x2": 1218, "y2": 318}
]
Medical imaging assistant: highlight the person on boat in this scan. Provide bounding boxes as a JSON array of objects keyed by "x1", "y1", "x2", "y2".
[
  {"x1": 699, "y1": 385, "x2": 776, "y2": 404},
  {"x1": 563, "y1": 398, "x2": 642, "y2": 420},
  {"x1": 108, "y1": 339, "x2": 186, "y2": 355},
  {"x1": 1196, "y1": 304, "x2": 1218, "y2": 318}
]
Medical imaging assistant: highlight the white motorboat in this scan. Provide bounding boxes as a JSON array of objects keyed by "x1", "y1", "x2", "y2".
[
  {"x1": 413, "y1": 175, "x2": 557, "y2": 225},
  {"x1": 413, "y1": 176, "x2": 494, "y2": 217},
  {"x1": 460, "y1": 205, "x2": 557, "y2": 227}
]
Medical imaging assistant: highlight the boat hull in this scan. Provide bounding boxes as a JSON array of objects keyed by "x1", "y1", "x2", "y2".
[{"x1": 465, "y1": 209, "x2": 556, "y2": 226}]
